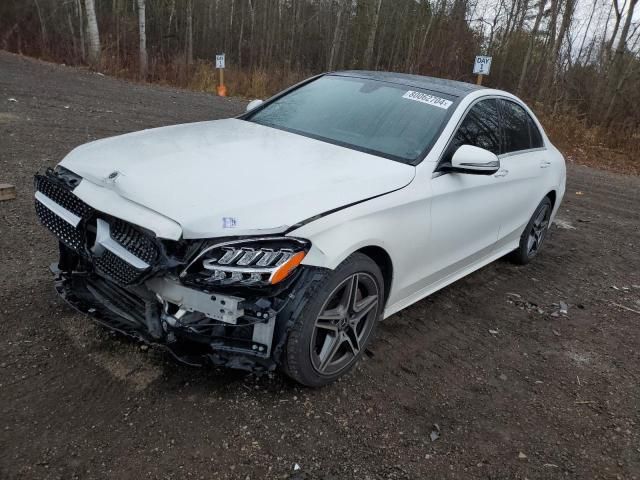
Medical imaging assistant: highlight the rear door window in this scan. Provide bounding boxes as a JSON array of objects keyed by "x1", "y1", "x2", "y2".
[{"x1": 500, "y1": 99, "x2": 532, "y2": 153}]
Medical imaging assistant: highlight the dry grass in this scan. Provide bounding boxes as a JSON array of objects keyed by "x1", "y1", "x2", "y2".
[
  {"x1": 539, "y1": 110, "x2": 640, "y2": 176},
  {"x1": 22, "y1": 52, "x2": 640, "y2": 176},
  {"x1": 185, "y1": 61, "x2": 310, "y2": 99}
]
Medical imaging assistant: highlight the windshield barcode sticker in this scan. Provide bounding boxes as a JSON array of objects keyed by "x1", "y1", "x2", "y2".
[{"x1": 402, "y1": 91, "x2": 453, "y2": 109}]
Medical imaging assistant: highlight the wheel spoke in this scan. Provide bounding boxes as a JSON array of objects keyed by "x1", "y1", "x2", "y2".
[
  {"x1": 354, "y1": 294, "x2": 378, "y2": 314},
  {"x1": 318, "y1": 332, "x2": 343, "y2": 371},
  {"x1": 344, "y1": 328, "x2": 360, "y2": 355},
  {"x1": 350, "y1": 296, "x2": 378, "y2": 330},
  {"x1": 317, "y1": 307, "x2": 344, "y2": 323},
  {"x1": 527, "y1": 234, "x2": 537, "y2": 254},
  {"x1": 534, "y1": 206, "x2": 548, "y2": 227},
  {"x1": 315, "y1": 317, "x2": 339, "y2": 332},
  {"x1": 346, "y1": 274, "x2": 359, "y2": 312}
]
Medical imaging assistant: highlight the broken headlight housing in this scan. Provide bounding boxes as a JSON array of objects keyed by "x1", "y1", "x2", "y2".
[{"x1": 180, "y1": 237, "x2": 310, "y2": 288}]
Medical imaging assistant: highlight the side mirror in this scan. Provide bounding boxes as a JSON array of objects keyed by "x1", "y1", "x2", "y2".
[
  {"x1": 246, "y1": 99, "x2": 264, "y2": 112},
  {"x1": 450, "y1": 145, "x2": 500, "y2": 175}
]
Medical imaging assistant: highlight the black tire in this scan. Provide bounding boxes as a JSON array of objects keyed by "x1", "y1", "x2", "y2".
[
  {"x1": 282, "y1": 252, "x2": 384, "y2": 387},
  {"x1": 509, "y1": 197, "x2": 552, "y2": 265}
]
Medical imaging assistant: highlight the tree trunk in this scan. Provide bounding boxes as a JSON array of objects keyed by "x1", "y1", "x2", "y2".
[
  {"x1": 76, "y1": 0, "x2": 85, "y2": 61},
  {"x1": 412, "y1": 0, "x2": 438, "y2": 72},
  {"x1": 614, "y1": 0, "x2": 638, "y2": 60},
  {"x1": 516, "y1": 0, "x2": 545, "y2": 95},
  {"x1": 186, "y1": 0, "x2": 193, "y2": 66},
  {"x1": 605, "y1": 0, "x2": 622, "y2": 61},
  {"x1": 363, "y1": 0, "x2": 383, "y2": 69},
  {"x1": 33, "y1": 0, "x2": 48, "y2": 54},
  {"x1": 237, "y1": 2, "x2": 244, "y2": 68},
  {"x1": 576, "y1": 0, "x2": 597, "y2": 63},
  {"x1": 536, "y1": 0, "x2": 561, "y2": 99},
  {"x1": 84, "y1": 0, "x2": 101, "y2": 67},
  {"x1": 136, "y1": 0, "x2": 147, "y2": 79},
  {"x1": 328, "y1": 1, "x2": 345, "y2": 70},
  {"x1": 67, "y1": 7, "x2": 77, "y2": 58}
]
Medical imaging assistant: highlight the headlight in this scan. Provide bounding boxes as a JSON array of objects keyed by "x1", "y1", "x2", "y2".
[{"x1": 180, "y1": 237, "x2": 310, "y2": 287}]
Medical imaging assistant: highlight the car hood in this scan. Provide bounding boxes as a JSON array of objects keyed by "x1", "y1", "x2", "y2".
[{"x1": 60, "y1": 118, "x2": 415, "y2": 239}]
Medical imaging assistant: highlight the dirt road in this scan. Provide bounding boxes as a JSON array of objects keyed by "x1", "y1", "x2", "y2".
[{"x1": 1, "y1": 52, "x2": 639, "y2": 479}]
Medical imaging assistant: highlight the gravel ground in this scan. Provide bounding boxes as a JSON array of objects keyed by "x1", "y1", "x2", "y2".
[{"x1": 1, "y1": 51, "x2": 639, "y2": 480}]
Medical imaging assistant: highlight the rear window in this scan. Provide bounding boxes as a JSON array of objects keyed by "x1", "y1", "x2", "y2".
[{"x1": 246, "y1": 75, "x2": 457, "y2": 163}]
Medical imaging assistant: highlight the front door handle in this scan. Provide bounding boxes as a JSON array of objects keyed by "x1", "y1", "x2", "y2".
[
  {"x1": 494, "y1": 168, "x2": 509, "y2": 178},
  {"x1": 540, "y1": 160, "x2": 552, "y2": 168}
]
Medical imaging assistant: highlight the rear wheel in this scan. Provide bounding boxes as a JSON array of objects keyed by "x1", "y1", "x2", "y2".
[
  {"x1": 510, "y1": 197, "x2": 552, "y2": 265},
  {"x1": 283, "y1": 253, "x2": 383, "y2": 387}
]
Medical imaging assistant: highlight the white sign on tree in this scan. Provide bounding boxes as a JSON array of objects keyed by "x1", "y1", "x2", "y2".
[
  {"x1": 473, "y1": 56, "x2": 492, "y2": 75},
  {"x1": 215, "y1": 54, "x2": 225, "y2": 69}
]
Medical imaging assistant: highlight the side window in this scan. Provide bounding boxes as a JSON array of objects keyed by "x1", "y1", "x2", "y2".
[
  {"x1": 443, "y1": 99, "x2": 500, "y2": 163},
  {"x1": 527, "y1": 115, "x2": 544, "y2": 148},
  {"x1": 500, "y1": 99, "x2": 537, "y2": 153}
]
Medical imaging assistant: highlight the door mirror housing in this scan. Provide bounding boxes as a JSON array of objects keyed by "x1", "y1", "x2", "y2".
[
  {"x1": 448, "y1": 145, "x2": 500, "y2": 175},
  {"x1": 246, "y1": 99, "x2": 264, "y2": 112}
]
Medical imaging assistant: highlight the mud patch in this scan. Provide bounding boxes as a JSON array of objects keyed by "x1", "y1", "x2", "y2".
[{"x1": 0, "y1": 112, "x2": 19, "y2": 123}]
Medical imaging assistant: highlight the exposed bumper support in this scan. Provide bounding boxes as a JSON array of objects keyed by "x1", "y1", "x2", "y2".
[{"x1": 50, "y1": 262, "x2": 303, "y2": 372}]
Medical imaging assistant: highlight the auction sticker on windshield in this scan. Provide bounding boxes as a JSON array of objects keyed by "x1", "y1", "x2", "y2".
[{"x1": 402, "y1": 91, "x2": 452, "y2": 109}]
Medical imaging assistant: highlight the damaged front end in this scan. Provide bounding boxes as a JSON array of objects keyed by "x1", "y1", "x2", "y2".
[{"x1": 35, "y1": 168, "x2": 315, "y2": 372}]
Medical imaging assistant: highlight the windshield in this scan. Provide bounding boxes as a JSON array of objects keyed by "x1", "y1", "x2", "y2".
[{"x1": 246, "y1": 75, "x2": 457, "y2": 163}]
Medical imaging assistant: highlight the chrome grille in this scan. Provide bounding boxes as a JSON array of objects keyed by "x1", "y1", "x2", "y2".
[
  {"x1": 110, "y1": 219, "x2": 159, "y2": 266},
  {"x1": 34, "y1": 175, "x2": 91, "y2": 253},
  {"x1": 34, "y1": 175, "x2": 92, "y2": 218},
  {"x1": 35, "y1": 199, "x2": 84, "y2": 251},
  {"x1": 34, "y1": 173, "x2": 161, "y2": 285},
  {"x1": 94, "y1": 250, "x2": 148, "y2": 285}
]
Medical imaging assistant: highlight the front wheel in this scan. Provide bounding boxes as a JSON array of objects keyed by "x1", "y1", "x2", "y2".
[
  {"x1": 509, "y1": 197, "x2": 552, "y2": 265},
  {"x1": 283, "y1": 253, "x2": 384, "y2": 387}
]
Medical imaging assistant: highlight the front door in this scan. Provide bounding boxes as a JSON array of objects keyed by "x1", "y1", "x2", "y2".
[{"x1": 427, "y1": 98, "x2": 504, "y2": 281}]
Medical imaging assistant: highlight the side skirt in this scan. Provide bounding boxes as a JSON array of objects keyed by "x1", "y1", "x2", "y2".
[{"x1": 383, "y1": 241, "x2": 519, "y2": 319}]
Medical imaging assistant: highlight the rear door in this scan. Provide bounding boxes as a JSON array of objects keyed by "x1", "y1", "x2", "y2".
[{"x1": 495, "y1": 99, "x2": 547, "y2": 243}]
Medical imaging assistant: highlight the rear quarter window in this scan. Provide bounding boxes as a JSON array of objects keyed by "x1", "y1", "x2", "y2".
[{"x1": 528, "y1": 115, "x2": 544, "y2": 148}]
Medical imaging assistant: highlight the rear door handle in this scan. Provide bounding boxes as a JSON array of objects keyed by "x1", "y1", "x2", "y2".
[
  {"x1": 494, "y1": 169, "x2": 509, "y2": 177},
  {"x1": 540, "y1": 160, "x2": 552, "y2": 168}
]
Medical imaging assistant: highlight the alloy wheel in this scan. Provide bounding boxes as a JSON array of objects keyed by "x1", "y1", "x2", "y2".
[
  {"x1": 527, "y1": 204, "x2": 551, "y2": 257},
  {"x1": 310, "y1": 272, "x2": 379, "y2": 376}
]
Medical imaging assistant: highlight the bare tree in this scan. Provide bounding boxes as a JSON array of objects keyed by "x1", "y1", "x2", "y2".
[
  {"x1": 517, "y1": 0, "x2": 546, "y2": 94},
  {"x1": 84, "y1": 0, "x2": 100, "y2": 66},
  {"x1": 363, "y1": 0, "x2": 383, "y2": 68},
  {"x1": 186, "y1": 0, "x2": 193, "y2": 66},
  {"x1": 136, "y1": 0, "x2": 147, "y2": 79},
  {"x1": 328, "y1": 1, "x2": 346, "y2": 71},
  {"x1": 605, "y1": 0, "x2": 625, "y2": 60},
  {"x1": 33, "y1": 0, "x2": 47, "y2": 52},
  {"x1": 614, "y1": 0, "x2": 639, "y2": 61}
]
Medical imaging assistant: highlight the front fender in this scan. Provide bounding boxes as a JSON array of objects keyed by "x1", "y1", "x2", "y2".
[{"x1": 287, "y1": 177, "x2": 432, "y2": 309}]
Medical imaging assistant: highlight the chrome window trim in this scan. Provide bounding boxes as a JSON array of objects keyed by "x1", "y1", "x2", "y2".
[
  {"x1": 35, "y1": 191, "x2": 82, "y2": 227},
  {"x1": 498, "y1": 147, "x2": 547, "y2": 159}
]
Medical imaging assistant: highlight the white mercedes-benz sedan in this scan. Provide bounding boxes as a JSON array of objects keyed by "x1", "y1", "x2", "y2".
[{"x1": 35, "y1": 71, "x2": 565, "y2": 386}]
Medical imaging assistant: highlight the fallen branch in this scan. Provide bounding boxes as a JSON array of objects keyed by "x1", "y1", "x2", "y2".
[{"x1": 611, "y1": 302, "x2": 640, "y2": 315}]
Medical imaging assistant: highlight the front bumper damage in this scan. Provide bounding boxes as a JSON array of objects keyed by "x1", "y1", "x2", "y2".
[
  {"x1": 51, "y1": 262, "x2": 314, "y2": 371},
  {"x1": 35, "y1": 169, "x2": 316, "y2": 373}
]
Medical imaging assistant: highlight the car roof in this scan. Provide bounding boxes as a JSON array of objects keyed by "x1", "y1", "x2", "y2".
[{"x1": 329, "y1": 70, "x2": 485, "y2": 98}]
